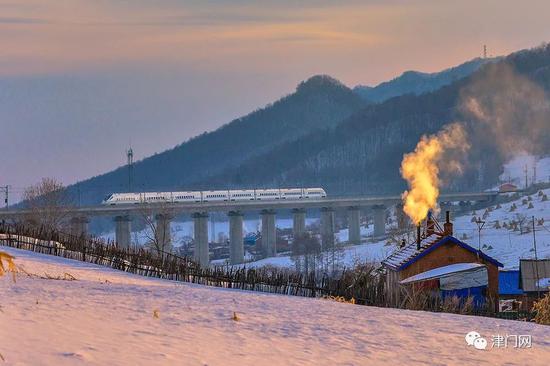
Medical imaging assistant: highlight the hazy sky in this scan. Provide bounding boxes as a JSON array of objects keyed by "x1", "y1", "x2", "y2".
[{"x1": 2, "y1": 0, "x2": 550, "y2": 201}]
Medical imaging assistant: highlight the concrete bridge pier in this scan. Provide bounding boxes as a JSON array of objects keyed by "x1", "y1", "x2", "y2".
[
  {"x1": 395, "y1": 203, "x2": 408, "y2": 230},
  {"x1": 261, "y1": 209, "x2": 276, "y2": 258},
  {"x1": 228, "y1": 211, "x2": 244, "y2": 264},
  {"x1": 70, "y1": 216, "x2": 89, "y2": 237},
  {"x1": 155, "y1": 214, "x2": 173, "y2": 253},
  {"x1": 114, "y1": 215, "x2": 132, "y2": 249},
  {"x1": 192, "y1": 212, "x2": 209, "y2": 266},
  {"x1": 320, "y1": 207, "x2": 335, "y2": 249},
  {"x1": 348, "y1": 206, "x2": 361, "y2": 245},
  {"x1": 292, "y1": 208, "x2": 306, "y2": 238},
  {"x1": 373, "y1": 205, "x2": 386, "y2": 237}
]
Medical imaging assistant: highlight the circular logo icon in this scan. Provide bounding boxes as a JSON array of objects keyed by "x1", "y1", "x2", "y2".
[
  {"x1": 465, "y1": 331, "x2": 481, "y2": 346},
  {"x1": 474, "y1": 337, "x2": 488, "y2": 350}
]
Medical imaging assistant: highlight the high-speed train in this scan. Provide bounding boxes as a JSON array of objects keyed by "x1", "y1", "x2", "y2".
[{"x1": 102, "y1": 188, "x2": 327, "y2": 205}]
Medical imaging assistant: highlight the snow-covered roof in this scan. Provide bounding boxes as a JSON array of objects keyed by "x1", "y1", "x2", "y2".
[
  {"x1": 382, "y1": 234, "x2": 503, "y2": 271},
  {"x1": 400, "y1": 263, "x2": 485, "y2": 284},
  {"x1": 381, "y1": 233, "x2": 443, "y2": 270}
]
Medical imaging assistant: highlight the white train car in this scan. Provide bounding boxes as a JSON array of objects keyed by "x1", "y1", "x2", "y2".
[
  {"x1": 202, "y1": 190, "x2": 229, "y2": 202},
  {"x1": 143, "y1": 192, "x2": 171, "y2": 203},
  {"x1": 256, "y1": 189, "x2": 280, "y2": 200},
  {"x1": 104, "y1": 192, "x2": 140, "y2": 204},
  {"x1": 303, "y1": 187, "x2": 326, "y2": 198},
  {"x1": 280, "y1": 188, "x2": 303, "y2": 199},
  {"x1": 229, "y1": 189, "x2": 255, "y2": 201},
  {"x1": 102, "y1": 187, "x2": 327, "y2": 205},
  {"x1": 173, "y1": 191, "x2": 202, "y2": 202}
]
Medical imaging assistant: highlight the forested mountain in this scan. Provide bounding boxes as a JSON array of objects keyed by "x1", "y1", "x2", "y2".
[
  {"x1": 201, "y1": 45, "x2": 550, "y2": 195},
  {"x1": 353, "y1": 57, "x2": 494, "y2": 103},
  {"x1": 67, "y1": 75, "x2": 366, "y2": 204},
  {"x1": 66, "y1": 45, "x2": 550, "y2": 206}
]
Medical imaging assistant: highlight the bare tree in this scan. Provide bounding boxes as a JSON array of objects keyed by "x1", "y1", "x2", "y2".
[
  {"x1": 22, "y1": 177, "x2": 72, "y2": 230},
  {"x1": 515, "y1": 213, "x2": 528, "y2": 235},
  {"x1": 291, "y1": 232, "x2": 322, "y2": 274},
  {"x1": 321, "y1": 234, "x2": 345, "y2": 276},
  {"x1": 138, "y1": 203, "x2": 176, "y2": 257}
]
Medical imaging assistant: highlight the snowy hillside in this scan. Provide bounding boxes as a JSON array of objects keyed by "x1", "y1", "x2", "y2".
[
  {"x1": 451, "y1": 188, "x2": 550, "y2": 269},
  {"x1": 499, "y1": 154, "x2": 550, "y2": 188},
  {"x1": 239, "y1": 187, "x2": 550, "y2": 270},
  {"x1": 1, "y1": 246, "x2": 549, "y2": 366}
]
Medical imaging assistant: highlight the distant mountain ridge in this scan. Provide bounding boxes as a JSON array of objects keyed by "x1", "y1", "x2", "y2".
[
  {"x1": 200, "y1": 46, "x2": 550, "y2": 195},
  {"x1": 63, "y1": 48, "x2": 550, "y2": 212},
  {"x1": 66, "y1": 74, "x2": 366, "y2": 205},
  {"x1": 353, "y1": 57, "x2": 496, "y2": 103}
]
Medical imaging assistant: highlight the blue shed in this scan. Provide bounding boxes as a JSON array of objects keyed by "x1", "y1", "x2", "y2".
[{"x1": 499, "y1": 270, "x2": 523, "y2": 296}]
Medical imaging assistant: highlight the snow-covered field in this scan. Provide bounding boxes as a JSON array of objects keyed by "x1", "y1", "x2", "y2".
[{"x1": 1, "y1": 246, "x2": 549, "y2": 365}]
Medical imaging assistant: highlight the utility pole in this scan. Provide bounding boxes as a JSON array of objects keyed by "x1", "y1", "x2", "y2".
[
  {"x1": 1, "y1": 185, "x2": 9, "y2": 210},
  {"x1": 532, "y1": 216, "x2": 541, "y2": 299},
  {"x1": 533, "y1": 164, "x2": 537, "y2": 185},
  {"x1": 524, "y1": 164, "x2": 528, "y2": 189},
  {"x1": 127, "y1": 147, "x2": 134, "y2": 192},
  {"x1": 475, "y1": 218, "x2": 486, "y2": 251},
  {"x1": 0, "y1": 185, "x2": 7, "y2": 226}
]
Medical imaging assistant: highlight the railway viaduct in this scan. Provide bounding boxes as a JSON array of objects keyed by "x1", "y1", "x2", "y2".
[{"x1": 0, "y1": 192, "x2": 498, "y2": 266}]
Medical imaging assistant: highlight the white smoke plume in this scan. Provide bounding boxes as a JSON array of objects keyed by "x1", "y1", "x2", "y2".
[{"x1": 400, "y1": 61, "x2": 550, "y2": 225}]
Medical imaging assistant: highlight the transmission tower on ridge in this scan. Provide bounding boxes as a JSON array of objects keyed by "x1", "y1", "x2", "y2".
[{"x1": 127, "y1": 146, "x2": 134, "y2": 192}]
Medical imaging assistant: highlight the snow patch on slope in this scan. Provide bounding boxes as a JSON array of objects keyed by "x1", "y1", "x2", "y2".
[{"x1": 499, "y1": 154, "x2": 550, "y2": 187}]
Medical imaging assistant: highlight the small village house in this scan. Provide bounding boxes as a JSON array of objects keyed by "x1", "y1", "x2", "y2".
[
  {"x1": 382, "y1": 212, "x2": 503, "y2": 309},
  {"x1": 499, "y1": 183, "x2": 519, "y2": 193}
]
